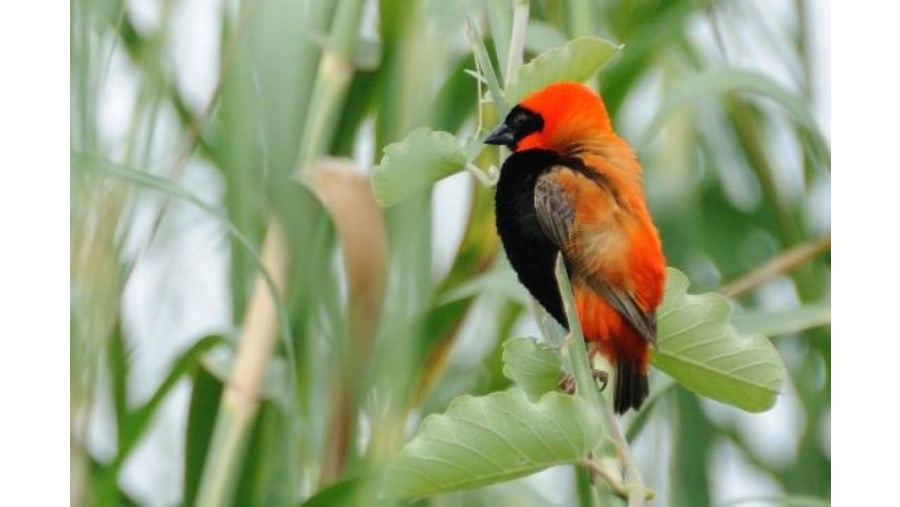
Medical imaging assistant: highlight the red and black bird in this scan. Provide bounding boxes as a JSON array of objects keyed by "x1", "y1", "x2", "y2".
[{"x1": 485, "y1": 82, "x2": 666, "y2": 414}]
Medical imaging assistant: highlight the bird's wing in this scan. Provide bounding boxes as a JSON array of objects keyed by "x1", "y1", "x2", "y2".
[
  {"x1": 534, "y1": 166, "x2": 657, "y2": 344},
  {"x1": 534, "y1": 168, "x2": 575, "y2": 248}
]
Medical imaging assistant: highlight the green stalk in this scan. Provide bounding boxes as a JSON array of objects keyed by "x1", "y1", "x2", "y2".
[
  {"x1": 196, "y1": 221, "x2": 288, "y2": 507},
  {"x1": 793, "y1": 0, "x2": 820, "y2": 188},
  {"x1": 566, "y1": 0, "x2": 594, "y2": 38},
  {"x1": 486, "y1": 0, "x2": 513, "y2": 78},
  {"x1": 295, "y1": 0, "x2": 365, "y2": 170},
  {"x1": 554, "y1": 257, "x2": 652, "y2": 506},
  {"x1": 725, "y1": 96, "x2": 821, "y2": 301},
  {"x1": 505, "y1": 0, "x2": 530, "y2": 87},
  {"x1": 466, "y1": 15, "x2": 508, "y2": 116}
]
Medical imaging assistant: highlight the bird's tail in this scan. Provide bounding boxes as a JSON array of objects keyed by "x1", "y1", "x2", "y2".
[{"x1": 614, "y1": 359, "x2": 649, "y2": 414}]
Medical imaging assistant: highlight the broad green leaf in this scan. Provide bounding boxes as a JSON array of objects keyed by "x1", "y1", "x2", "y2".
[
  {"x1": 502, "y1": 338, "x2": 563, "y2": 399},
  {"x1": 732, "y1": 304, "x2": 830, "y2": 337},
  {"x1": 653, "y1": 269, "x2": 786, "y2": 412},
  {"x1": 372, "y1": 128, "x2": 467, "y2": 207},
  {"x1": 505, "y1": 37, "x2": 620, "y2": 105},
  {"x1": 382, "y1": 389, "x2": 602, "y2": 499}
]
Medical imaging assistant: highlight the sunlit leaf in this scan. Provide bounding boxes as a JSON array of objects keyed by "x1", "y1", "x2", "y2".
[
  {"x1": 372, "y1": 128, "x2": 467, "y2": 207},
  {"x1": 382, "y1": 389, "x2": 601, "y2": 499},
  {"x1": 502, "y1": 338, "x2": 563, "y2": 399},
  {"x1": 653, "y1": 269, "x2": 786, "y2": 412},
  {"x1": 505, "y1": 37, "x2": 620, "y2": 105}
]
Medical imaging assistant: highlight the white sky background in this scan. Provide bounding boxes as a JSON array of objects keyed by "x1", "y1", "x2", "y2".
[{"x1": 82, "y1": 0, "x2": 832, "y2": 505}]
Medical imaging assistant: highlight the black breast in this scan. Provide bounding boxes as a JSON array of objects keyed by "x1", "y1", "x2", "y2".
[{"x1": 494, "y1": 149, "x2": 569, "y2": 328}]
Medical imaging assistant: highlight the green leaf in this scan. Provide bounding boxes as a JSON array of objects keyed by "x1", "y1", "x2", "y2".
[
  {"x1": 70, "y1": 151, "x2": 296, "y2": 379},
  {"x1": 653, "y1": 268, "x2": 786, "y2": 412},
  {"x1": 382, "y1": 389, "x2": 602, "y2": 499},
  {"x1": 731, "y1": 304, "x2": 830, "y2": 337},
  {"x1": 437, "y1": 265, "x2": 531, "y2": 307},
  {"x1": 183, "y1": 365, "x2": 224, "y2": 506},
  {"x1": 124, "y1": 335, "x2": 227, "y2": 452},
  {"x1": 505, "y1": 37, "x2": 620, "y2": 105},
  {"x1": 182, "y1": 359, "x2": 295, "y2": 507},
  {"x1": 502, "y1": 338, "x2": 563, "y2": 399},
  {"x1": 234, "y1": 401, "x2": 295, "y2": 507},
  {"x1": 466, "y1": 14, "x2": 508, "y2": 115},
  {"x1": 485, "y1": 0, "x2": 513, "y2": 78},
  {"x1": 372, "y1": 128, "x2": 467, "y2": 207},
  {"x1": 637, "y1": 68, "x2": 830, "y2": 165},
  {"x1": 300, "y1": 477, "x2": 362, "y2": 507}
]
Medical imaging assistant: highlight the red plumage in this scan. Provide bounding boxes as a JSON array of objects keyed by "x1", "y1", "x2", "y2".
[{"x1": 487, "y1": 82, "x2": 666, "y2": 413}]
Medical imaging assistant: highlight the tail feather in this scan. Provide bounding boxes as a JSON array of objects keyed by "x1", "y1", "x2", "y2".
[{"x1": 614, "y1": 360, "x2": 649, "y2": 414}]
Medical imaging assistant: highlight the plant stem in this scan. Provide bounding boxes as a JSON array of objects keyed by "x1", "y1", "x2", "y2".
[
  {"x1": 466, "y1": 15, "x2": 508, "y2": 116},
  {"x1": 195, "y1": 219, "x2": 288, "y2": 507},
  {"x1": 505, "y1": 0, "x2": 530, "y2": 87},
  {"x1": 719, "y1": 235, "x2": 830, "y2": 298},
  {"x1": 554, "y1": 257, "x2": 651, "y2": 506},
  {"x1": 295, "y1": 0, "x2": 365, "y2": 170}
]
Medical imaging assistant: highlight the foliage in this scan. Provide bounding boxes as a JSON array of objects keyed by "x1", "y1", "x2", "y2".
[{"x1": 71, "y1": 0, "x2": 830, "y2": 505}]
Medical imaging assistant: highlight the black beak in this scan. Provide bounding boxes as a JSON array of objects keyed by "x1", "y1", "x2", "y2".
[{"x1": 484, "y1": 122, "x2": 515, "y2": 146}]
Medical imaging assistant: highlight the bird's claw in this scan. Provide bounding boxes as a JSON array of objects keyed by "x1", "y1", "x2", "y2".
[{"x1": 558, "y1": 369, "x2": 609, "y2": 394}]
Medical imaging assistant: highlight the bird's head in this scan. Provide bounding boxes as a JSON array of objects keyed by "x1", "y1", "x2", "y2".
[{"x1": 484, "y1": 82, "x2": 612, "y2": 153}]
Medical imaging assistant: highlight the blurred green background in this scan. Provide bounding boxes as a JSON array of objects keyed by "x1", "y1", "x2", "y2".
[{"x1": 71, "y1": 0, "x2": 830, "y2": 505}]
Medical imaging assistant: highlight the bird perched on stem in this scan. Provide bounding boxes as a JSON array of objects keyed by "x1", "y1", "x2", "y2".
[{"x1": 485, "y1": 82, "x2": 666, "y2": 414}]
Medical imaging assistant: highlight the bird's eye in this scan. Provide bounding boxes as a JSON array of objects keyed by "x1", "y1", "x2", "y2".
[
  {"x1": 511, "y1": 112, "x2": 528, "y2": 128},
  {"x1": 505, "y1": 106, "x2": 544, "y2": 138}
]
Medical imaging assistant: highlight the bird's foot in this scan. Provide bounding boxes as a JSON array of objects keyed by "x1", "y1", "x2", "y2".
[{"x1": 558, "y1": 369, "x2": 609, "y2": 394}]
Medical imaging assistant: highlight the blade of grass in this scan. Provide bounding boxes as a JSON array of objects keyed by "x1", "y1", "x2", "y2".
[
  {"x1": 466, "y1": 14, "x2": 509, "y2": 116},
  {"x1": 70, "y1": 151, "x2": 295, "y2": 366},
  {"x1": 295, "y1": 0, "x2": 366, "y2": 169},
  {"x1": 485, "y1": 0, "x2": 513, "y2": 79}
]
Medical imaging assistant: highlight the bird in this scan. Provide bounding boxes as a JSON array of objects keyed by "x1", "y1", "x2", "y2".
[{"x1": 484, "y1": 82, "x2": 666, "y2": 414}]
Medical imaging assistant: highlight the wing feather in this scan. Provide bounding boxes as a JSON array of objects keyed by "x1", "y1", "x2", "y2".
[{"x1": 533, "y1": 165, "x2": 657, "y2": 344}]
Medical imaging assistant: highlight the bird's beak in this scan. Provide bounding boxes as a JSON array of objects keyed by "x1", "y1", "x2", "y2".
[{"x1": 484, "y1": 122, "x2": 515, "y2": 146}]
